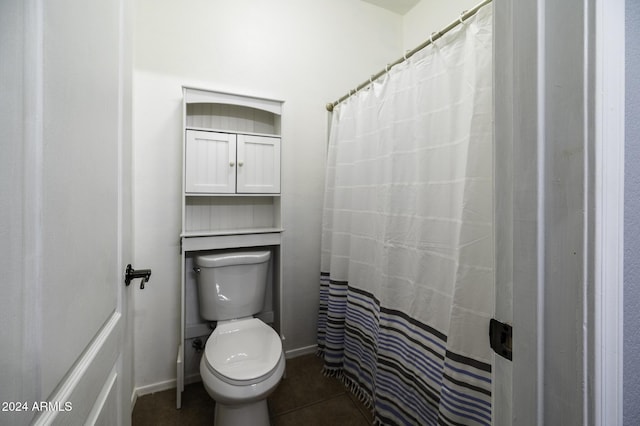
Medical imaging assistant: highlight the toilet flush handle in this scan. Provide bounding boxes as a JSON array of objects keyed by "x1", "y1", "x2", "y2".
[{"x1": 193, "y1": 267, "x2": 200, "y2": 273}]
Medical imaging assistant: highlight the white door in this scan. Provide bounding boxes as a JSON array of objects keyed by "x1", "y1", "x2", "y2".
[
  {"x1": 492, "y1": 1, "x2": 514, "y2": 424},
  {"x1": 236, "y1": 134, "x2": 281, "y2": 194},
  {"x1": 185, "y1": 130, "x2": 237, "y2": 194},
  {"x1": 0, "y1": 0, "x2": 134, "y2": 425},
  {"x1": 493, "y1": 0, "x2": 624, "y2": 424}
]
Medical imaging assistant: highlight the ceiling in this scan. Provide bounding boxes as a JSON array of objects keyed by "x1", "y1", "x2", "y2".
[{"x1": 360, "y1": 0, "x2": 421, "y2": 15}]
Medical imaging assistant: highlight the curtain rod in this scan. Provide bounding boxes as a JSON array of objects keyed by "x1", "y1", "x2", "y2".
[{"x1": 325, "y1": 0, "x2": 492, "y2": 112}]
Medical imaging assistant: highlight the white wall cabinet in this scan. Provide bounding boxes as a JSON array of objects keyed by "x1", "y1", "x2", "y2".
[
  {"x1": 177, "y1": 87, "x2": 284, "y2": 409},
  {"x1": 236, "y1": 134, "x2": 281, "y2": 194},
  {"x1": 185, "y1": 130, "x2": 280, "y2": 194},
  {"x1": 185, "y1": 131, "x2": 236, "y2": 194}
]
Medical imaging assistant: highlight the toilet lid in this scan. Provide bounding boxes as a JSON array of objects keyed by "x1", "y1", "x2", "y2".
[{"x1": 204, "y1": 318, "x2": 282, "y2": 382}]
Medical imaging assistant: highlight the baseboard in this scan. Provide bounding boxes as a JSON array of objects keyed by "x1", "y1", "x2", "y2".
[
  {"x1": 185, "y1": 373, "x2": 202, "y2": 385},
  {"x1": 285, "y1": 344, "x2": 317, "y2": 359},
  {"x1": 133, "y1": 373, "x2": 202, "y2": 400},
  {"x1": 130, "y1": 389, "x2": 137, "y2": 412},
  {"x1": 134, "y1": 378, "x2": 176, "y2": 397}
]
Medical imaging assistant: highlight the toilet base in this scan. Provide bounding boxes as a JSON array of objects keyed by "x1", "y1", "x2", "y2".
[{"x1": 215, "y1": 399, "x2": 270, "y2": 426}]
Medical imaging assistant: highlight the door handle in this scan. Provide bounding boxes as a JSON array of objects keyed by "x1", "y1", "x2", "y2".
[{"x1": 125, "y1": 264, "x2": 152, "y2": 289}]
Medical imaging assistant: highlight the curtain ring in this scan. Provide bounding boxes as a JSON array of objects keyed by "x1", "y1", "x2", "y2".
[
  {"x1": 459, "y1": 10, "x2": 467, "y2": 24},
  {"x1": 430, "y1": 32, "x2": 437, "y2": 44},
  {"x1": 404, "y1": 50, "x2": 409, "y2": 61},
  {"x1": 386, "y1": 64, "x2": 390, "y2": 72}
]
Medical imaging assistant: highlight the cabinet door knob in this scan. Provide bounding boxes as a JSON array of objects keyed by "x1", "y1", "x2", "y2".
[
  {"x1": 238, "y1": 161, "x2": 244, "y2": 167},
  {"x1": 229, "y1": 161, "x2": 235, "y2": 167}
]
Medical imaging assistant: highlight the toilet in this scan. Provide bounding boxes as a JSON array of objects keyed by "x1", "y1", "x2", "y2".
[{"x1": 195, "y1": 250, "x2": 285, "y2": 426}]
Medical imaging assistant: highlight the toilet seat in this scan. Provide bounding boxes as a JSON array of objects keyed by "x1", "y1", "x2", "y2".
[{"x1": 204, "y1": 318, "x2": 282, "y2": 386}]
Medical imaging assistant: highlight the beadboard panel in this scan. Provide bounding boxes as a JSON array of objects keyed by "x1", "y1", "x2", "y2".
[
  {"x1": 185, "y1": 196, "x2": 276, "y2": 232},
  {"x1": 186, "y1": 103, "x2": 279, "y2": 135}
]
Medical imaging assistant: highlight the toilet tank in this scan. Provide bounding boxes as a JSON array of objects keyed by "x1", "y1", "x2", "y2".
[{"x1": 195, "y1": 250, "x2": 271, "y2": 321}]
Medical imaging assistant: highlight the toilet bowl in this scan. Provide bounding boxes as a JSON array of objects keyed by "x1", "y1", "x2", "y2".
[
  {"x1": 200, "y1": 318, "x2": 285, "y2": 426},
  {"x1": 194, "y1": 251, "x2": 284, "y2": 426}
]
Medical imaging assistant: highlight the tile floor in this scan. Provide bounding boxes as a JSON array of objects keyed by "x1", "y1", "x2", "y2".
[{"x1": 132, "y1": 353, "x2": 373, "y2": 425}]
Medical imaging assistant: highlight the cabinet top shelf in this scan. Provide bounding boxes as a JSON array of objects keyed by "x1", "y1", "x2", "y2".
[
  {"x1": 181, "y1": 227, "x2": 284, "y2": 238},
  {"x1": 185, "y1": 192, "x2": 281, "y2": 197},
  {"x1": 183, "y1": 87, "x2": 283, "y2": 116}
]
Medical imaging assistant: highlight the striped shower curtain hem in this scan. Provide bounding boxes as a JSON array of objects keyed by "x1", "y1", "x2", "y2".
[{"x1": 318, "y1": 273, "x2": 492, "y2": 426}]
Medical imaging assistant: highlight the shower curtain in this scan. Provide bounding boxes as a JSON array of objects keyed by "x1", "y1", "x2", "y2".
[{"x1": 317, "y1": 5, "x2": 493, "y2": 426}]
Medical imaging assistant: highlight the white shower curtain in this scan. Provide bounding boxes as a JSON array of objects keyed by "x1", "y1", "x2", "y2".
[{"x1": 317, "y1": 5, "x2": 493, "y2": 425}]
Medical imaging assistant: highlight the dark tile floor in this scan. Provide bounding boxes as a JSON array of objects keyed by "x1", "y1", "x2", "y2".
[{"x1": 132, "y1": 354, "x2": 373, "y2": 425}]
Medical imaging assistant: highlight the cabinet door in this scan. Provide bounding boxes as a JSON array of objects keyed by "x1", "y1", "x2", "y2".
[
  {"x1": 236, "y1": 134, "x2": 281, "y2": 194},
  {"x1": 185, "y1": 130, "x2": 236, "y2": 193}
]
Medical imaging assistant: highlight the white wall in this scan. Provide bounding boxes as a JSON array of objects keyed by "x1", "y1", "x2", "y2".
[
  {"x1": 132, "y1": 0, "x2": 402, "y2": 391},
  {"x1": 402, "y1": 0, "x2": 480, "y2": 49}
]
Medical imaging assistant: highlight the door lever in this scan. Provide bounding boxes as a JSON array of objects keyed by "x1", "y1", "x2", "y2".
[{"x1": 125, "y1": 264, "x2": 152, "y2": 289}]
